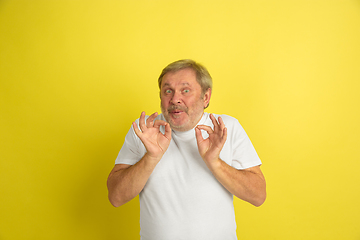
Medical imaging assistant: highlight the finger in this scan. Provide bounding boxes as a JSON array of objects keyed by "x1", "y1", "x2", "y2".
[
  {"x1": 221, "y1": 127, "x2": 228, "y2": 144},
  {"x1": 164, "y1": 122, "x2": 172, "y2": 140},
  {"x1": 218, "y1": 116, "x2": 226, "y2": 131},
  {"x1": 153, "y1": 120, "x2": 168, "y2": 128},
  {"x1": 196, "y1": 125, "x2": 214, "y2": 135},
  {"x1": 138, "y1": 111, "x2": 147, "y2": 131},
  {"x1": 132, "y1": 121, "x2": 142, "y2": 138},
  {"x1": 195, "y1": 127, "x2": 204, "y2": 142},
  {"x1": 210, "y1": 114, "x2": 220, "y2": 131},
  {"x1": 146, "y1": 112, "x2": 158, "y2": 127}
]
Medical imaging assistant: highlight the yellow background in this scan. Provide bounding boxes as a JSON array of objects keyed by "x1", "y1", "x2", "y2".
[{"x1": 1, "y1": 0, "x2": 359, "y2": 239}]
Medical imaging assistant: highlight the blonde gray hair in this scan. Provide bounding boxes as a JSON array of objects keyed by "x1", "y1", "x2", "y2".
[{"x1": 158, "y1": 59, "x2": 213, "y2": 96}]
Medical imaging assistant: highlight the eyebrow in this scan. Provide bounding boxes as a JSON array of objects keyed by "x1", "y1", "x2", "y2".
[{"x1": 163, "y1": 82, "x2": 190, "y2": 87}]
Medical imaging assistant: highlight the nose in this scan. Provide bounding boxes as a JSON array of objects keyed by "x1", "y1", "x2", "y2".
[{"x1": 170, "y1": 91, "x2": 182, "y2": 104}]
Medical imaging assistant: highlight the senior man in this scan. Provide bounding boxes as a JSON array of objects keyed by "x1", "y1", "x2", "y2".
[{"x1": 107, "y1": 59, "x2": 266, "y2": 240}]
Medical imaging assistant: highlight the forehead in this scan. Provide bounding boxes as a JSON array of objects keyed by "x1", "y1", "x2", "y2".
[{"x1": 161, "y1": 68, "x2": 200, "y2": 88}]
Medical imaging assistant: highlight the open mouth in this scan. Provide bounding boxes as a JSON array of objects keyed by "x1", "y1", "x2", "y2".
[
  {"x1": 170, "y1": 110, "x2": 184, "y2": 116},
  {"x1": 168, "y1": 107, "x2": 187, "y2": 116},
  {"x1": 171, "y1": 110, "x2": 183, "y2": 113}
]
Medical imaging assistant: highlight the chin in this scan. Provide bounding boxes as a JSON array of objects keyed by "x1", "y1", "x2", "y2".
[
  {"x1": 170, "y1": 121, "x2": 187, "y2": 130},
  {"x1": 168, "y1": 119, "x2": 190, "y2": 131}
]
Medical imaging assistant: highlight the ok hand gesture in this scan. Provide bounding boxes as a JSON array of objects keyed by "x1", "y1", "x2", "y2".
[
  {"x1": 195, "y1": 114, "x2": 227, "y2": 169},
  {"x1": 133, "y1": 112, "x2": 172, "y2": 162}
]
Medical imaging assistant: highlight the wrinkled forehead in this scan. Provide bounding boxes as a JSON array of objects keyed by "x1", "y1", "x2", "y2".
[{"x1": 160, "y1": 68, "x2": 199, "y2": 89}]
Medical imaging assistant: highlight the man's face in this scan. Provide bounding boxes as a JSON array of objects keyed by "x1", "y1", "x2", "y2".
[{"x1": 160, "y1": 68, "x2": 211, "y2": 132}]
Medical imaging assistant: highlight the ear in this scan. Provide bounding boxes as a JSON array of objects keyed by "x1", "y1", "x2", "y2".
[{"x1": 203, "y1": 88, "x2": 211, "y2": 109}]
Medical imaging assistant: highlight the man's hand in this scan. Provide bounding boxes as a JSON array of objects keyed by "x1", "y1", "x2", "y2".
[
  {"x1": 133, "y1": 112, "x2": 172, "y2": 162},
  {"x1": 107, "y1": 112, "x2": 172, "y2": 207},
  {"x1": 195, "y1": 114, "x2": 266, "y2": 206},
  {"x1": 195, "y1": 114, "x2": 227, "y2": 169}
]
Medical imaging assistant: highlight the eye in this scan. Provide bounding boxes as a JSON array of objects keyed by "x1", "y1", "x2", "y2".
[
  {"x1": 183, "y1": 89, "x2": 190, "y2": 93},
  {"x1": 165, "y1": 89, "x2": 172, "y2": 94}
]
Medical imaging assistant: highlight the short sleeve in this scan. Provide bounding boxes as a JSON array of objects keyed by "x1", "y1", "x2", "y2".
[
  {"x1": 115, "y1": 119, "x2": 146, "y2": 165},
  {"x1": 229, "y1": 118, "x2": 262, "y2": 170}
]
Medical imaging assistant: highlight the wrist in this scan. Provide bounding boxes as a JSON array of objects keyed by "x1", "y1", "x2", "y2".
[
  {"x1": 205, "y1": 157, "x2": 222, "y2": 172},
  {"x1": 143, "y1": 152, "x2": 163, "y2": 165}
]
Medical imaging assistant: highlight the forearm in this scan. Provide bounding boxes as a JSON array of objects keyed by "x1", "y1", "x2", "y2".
[
  {"x1": 208, "y1": 160, "x2": 266, "y2": 207},
  {"x1": 107, "y1": 154, "x2": 159, "y2": 207}
]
